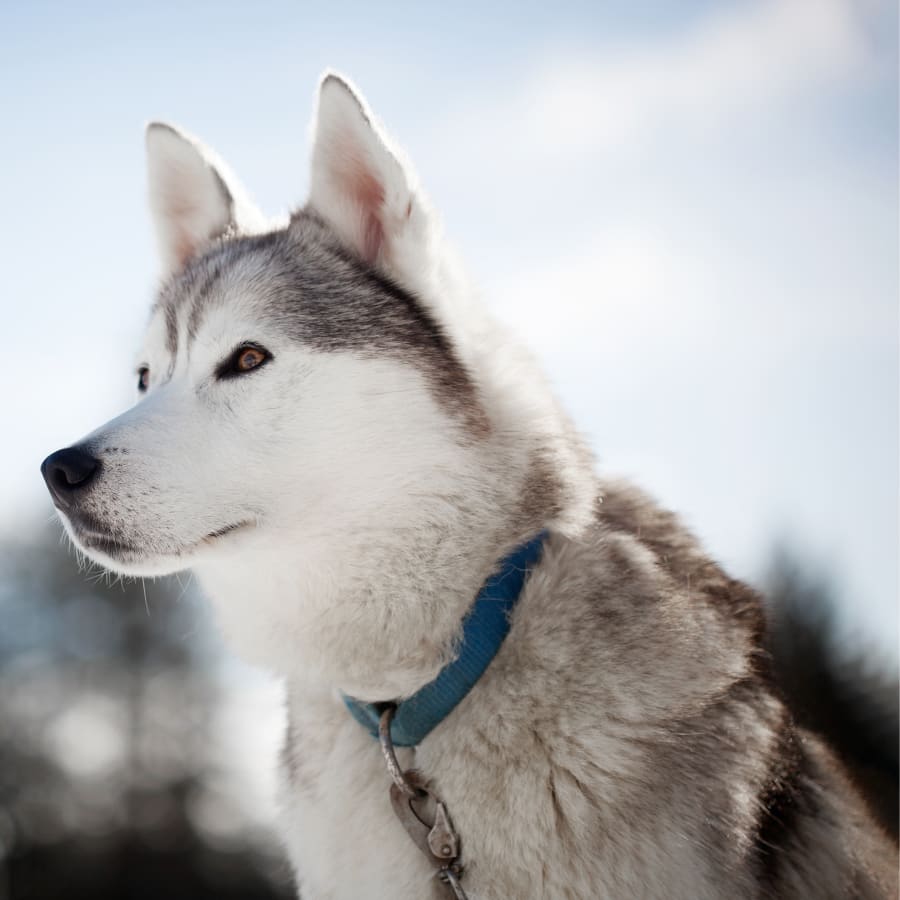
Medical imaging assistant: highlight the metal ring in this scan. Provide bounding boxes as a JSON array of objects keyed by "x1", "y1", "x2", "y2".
[{"x1": 378, "y1": 704, "x2": 420, "y2": 798}]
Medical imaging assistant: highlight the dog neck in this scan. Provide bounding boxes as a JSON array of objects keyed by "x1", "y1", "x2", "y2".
[
  {"x1": 342, "y1": 531, "x2": 547, "y2": 746},
  {"x1": 194, "y1": 506, "x2": 542, "y2": 700}
]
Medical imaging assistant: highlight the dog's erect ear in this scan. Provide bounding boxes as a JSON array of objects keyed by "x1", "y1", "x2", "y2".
[
  {"x1": 307, "y1": 74, "x2": 433, "y2": 276},
  {"x1": 146, "y1": 122, "x2": 265, "y2": 276}
]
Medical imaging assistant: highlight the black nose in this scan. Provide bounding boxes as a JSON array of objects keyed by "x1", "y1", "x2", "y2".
[{"x1": 41, "y1": 446, "x2": 101, "y2": 508}]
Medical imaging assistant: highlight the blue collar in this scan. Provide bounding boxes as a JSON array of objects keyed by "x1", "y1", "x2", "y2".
[{"x1": 342, "y1": 532, "x2": 548, "y2": 747}]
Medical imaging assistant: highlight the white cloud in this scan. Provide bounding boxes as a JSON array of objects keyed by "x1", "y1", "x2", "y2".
[
  {"x1": 431, "y1": 0, "x2": 875, "y2": 166},
  {"x1": 484, "y1": 229, "x2": 721, "y2": 356}
]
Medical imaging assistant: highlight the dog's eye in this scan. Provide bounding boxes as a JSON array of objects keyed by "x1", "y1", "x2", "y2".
[
  {"x1": 137, "y1": 366, "x2": 150, "y2": 393},
  {"x1": 216, "y1": 343, "x2": 272, "y2": 380},
  {"x1": 235, "y1": 347, "x2": 267, "y2": 372}
]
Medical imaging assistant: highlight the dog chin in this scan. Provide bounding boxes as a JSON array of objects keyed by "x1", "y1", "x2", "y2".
[
  {"x1": 61, "y1": 515, "x2": 254, "y2": 579},
  {"x1": 82, "y1": 545, "x2": 189, "y2": 578},
  {"x1": 66, "y1": 531, "x2": 188, "y2": 578}
]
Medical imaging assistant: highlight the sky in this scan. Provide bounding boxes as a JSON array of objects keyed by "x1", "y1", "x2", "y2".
[{"x1": 1, "y1": 0, "x2": 897, "y2": 660}]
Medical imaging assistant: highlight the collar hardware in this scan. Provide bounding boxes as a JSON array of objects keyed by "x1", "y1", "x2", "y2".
[
  {"x1": 380, "y1": 705, "x2": 468, "y2": 899},
  {"x1": 347, "y1": 535, "x2": 547, "y2": 899}
]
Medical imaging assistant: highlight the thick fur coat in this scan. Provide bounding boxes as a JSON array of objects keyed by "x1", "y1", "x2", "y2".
[{"x1": 42, "y1": 73, "x2": 897, "y2": 898}]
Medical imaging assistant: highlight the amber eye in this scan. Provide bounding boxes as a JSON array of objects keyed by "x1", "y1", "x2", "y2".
[
  {"x1": 137, "y1": 366, "x2": 150, "y2": 392},
  {"x1": 216, "y1": 343, "x2": 272, "y2": 380},
  {"x1": 236, "y1": 347, "x2": 266, "y2": 372}
]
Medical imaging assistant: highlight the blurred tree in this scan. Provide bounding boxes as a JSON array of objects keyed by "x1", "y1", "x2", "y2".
[
  {"x1": 0, "y1": 523, "x2": 293, "y2": 900},
  {"x1": 764, "y1": 547, "x2": 899, "y2": 840}
]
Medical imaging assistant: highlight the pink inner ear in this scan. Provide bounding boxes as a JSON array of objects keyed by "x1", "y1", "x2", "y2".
[
  {"x1": 174, "y1": 231, "x2": 196, "y2": 269},
  {"x1": 164, "y1": 194, "x2": 204, "y2": 268},
  {"x1": 353, "y1": 166, "x2": 385, "y2": 264},
  {"x1": 361, "y1": 209, "x2": 384, "y2": 265},
  {"x1": 336, "y1": 142, "x2": 386, "y2": 265}
]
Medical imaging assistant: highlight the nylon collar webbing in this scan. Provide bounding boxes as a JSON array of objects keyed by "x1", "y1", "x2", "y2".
[{"x1": 342, "y1": 532, "x2": 548, "y2": 747}]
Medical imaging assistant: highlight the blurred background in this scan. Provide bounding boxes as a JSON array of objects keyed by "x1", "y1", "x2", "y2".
[{"x1": 0, "y1": 0, "x2": 897, "y2": 897}]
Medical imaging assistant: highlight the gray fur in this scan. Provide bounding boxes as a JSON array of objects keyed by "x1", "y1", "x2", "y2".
[
  {"x1": 154, "y1": 211, "x2": 488, "y2": 434},
  {"x1": 282, "y1": 481, "x2": 897, "y2": 898}
]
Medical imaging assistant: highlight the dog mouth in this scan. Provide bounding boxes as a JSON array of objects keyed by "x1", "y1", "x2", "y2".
[
  {"x1": 65, "y1": 514, "x2": 255, "y2": 565},
  {"x1": 81, "y1": 532, "x2": 143, "y2": 557},
  {"x1": 203, "y1": 521, "x2": 252, "y2": 543},
  {"x1": 64, "y1": 512, "x2": 142, "y2": 559}
]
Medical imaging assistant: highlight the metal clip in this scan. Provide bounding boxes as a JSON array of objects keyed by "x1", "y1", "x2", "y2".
[
  {"x1": 389, "y1": 772, "x2": 460, "y2": 867},
  {"x1": 379, "y1": 705, "x2": 469, "y2": 899}
]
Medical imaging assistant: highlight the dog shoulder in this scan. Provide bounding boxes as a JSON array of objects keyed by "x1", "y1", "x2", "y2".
[{"x1": 475, "y1": 480, "x2": 898, "y2": 896}]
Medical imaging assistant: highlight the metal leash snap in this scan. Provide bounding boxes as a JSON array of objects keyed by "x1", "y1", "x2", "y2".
[
  {"x1": 379, "y1": 705, "x2": 469, "y2": 899},
  {"x1": 388, "y1": 770, "x2": 460, "y2": 867}
]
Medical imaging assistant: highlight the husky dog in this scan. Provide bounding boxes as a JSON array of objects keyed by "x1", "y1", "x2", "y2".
[{"x1": 41, "y1": 74, "x2": 896, "y2": 899}]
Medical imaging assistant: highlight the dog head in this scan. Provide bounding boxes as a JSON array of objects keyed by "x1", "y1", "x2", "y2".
[{"x1": 41, "y1": 74, "x2": 594, "y2": 688}]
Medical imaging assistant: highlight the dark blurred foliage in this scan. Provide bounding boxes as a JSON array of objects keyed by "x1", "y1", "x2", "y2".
[
  {"x1": 764, "y1": 548, "x2": 899, "y2": 840},
  {"x1": 0, "y1": 523, "x2": 294, "y2": 900}
]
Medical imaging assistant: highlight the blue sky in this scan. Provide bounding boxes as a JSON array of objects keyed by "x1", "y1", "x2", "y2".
[{"x1": 1, "y1": 0, "x2": 897, "y2": 660}]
